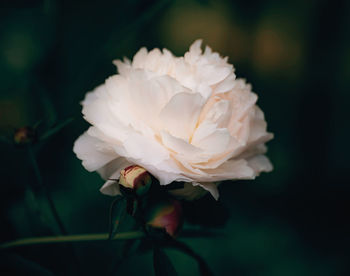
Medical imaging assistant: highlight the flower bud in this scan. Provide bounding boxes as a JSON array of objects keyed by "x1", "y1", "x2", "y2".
[
  {"x1": 119, "y1": 165, "x2": 152, "y2": 196},
  {"x1": 147, "y1": 200, "x2": 183, "y2": 237},
  {"x1": 14, "y1": 127, "x2": 37, "y2": 145}
]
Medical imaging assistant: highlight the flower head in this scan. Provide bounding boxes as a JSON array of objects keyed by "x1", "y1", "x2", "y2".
[{"x1": 73, "y1": 40, "x2": 273, "y2": 200}]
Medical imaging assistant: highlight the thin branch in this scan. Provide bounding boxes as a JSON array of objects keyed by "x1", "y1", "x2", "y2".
[{"x1": 0, "y1": 231, "x2": 145, "y2": 250}]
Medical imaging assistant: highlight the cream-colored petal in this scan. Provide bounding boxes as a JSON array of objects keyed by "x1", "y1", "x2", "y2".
[
  {"x1": 145, "y1": 164, "x2": 192, "y2": 186},
  {"x1": 73, "y1": 132, "x2": 117, "y2": 172},
  {"x1": 191, "y1": 121, "x2": 217, "y2": 144},
  {"x1": 201, "y1": 159, "x2": 255, "y2": 181},
  {"x1": 200, "y1": 99, "x2": 231, "y2": 128},
  {"x1": 122, "y1": 132, "x2": 169, "y2": 166},
  {"x1": 100, "y1": 179, "x2": 120, "y2": 196},
  {"x1": 160, "y1": 92, "x2": 204, "y2": 141},
  {"x1": 197, "y1": 64, "x2": 232, "y2": 86},
  {"x1": 184, "y1": 39, "x2": 203, "y2": 63},
  {"x1": 247, "y1": 106, "x2": 273, "y2": 144},
  {"x1": 82, "y1": 85, "x2": 130, "y2": 142},
  {"x1": 247, "y1": 155, "x2": 273, "y2": 174},
  {"x1": 127, "y1": 73, "x2": 185, "y2": 131},
  {"x1": 161, "y1": 131, "x2": 202, "y2": 157},
  {"x1": 214, "y1": 74, "x2": 236, "y2": 94},
  {"x1": 132, "y1": 47, "x2": 148, "y2": 68},
  {"x1": 81, "y1": 90, "x2": 98, "y2": 106},
  {"x1": 193, "y1": 128, "x2": 231, "y2": 155},
  {"x1": 113, "y1": 59, "x2": 131, "y2": 76},
  {"x1": 97, "y1": 157, "x2": 132, "y2": 180},
  {"x1": 98, "y1": 158, "x2": 133, "y2": 196}
]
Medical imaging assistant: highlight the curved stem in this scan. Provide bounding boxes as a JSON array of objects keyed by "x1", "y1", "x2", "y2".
[
  {"x1": 27, "y1": 146, "x2": 67, "y2": 235},
  {"x1": 0, "y1": 231, "x2": 144, "y2": 250}
]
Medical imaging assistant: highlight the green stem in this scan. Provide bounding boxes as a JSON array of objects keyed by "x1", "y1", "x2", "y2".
[
  {"x1": 0, "y1": 231, "x2": 144, "y2": 250},
  {"x1": 27, "y1": 146, "x2": 67, "y2": 235}
]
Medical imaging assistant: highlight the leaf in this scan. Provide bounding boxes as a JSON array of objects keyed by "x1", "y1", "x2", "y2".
[
  {"x1": 39, "y1": 117, "x2": 74, "y2": 141},
  {"x1": 109, "y1": 195, "x2": 127, "y2": 239},
  {"x1": 153, "y1": 247, "x2": 178, "y2": 276}
]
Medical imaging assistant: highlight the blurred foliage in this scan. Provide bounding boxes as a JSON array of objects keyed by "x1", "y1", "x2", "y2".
[{"x1": 1, "y1": 0, "x2": 350, "y2": 275}]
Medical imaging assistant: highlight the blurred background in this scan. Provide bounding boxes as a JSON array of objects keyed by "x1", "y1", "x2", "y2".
[{"x1": 0, "y1": 0, "x2": 349, "y2": 275}]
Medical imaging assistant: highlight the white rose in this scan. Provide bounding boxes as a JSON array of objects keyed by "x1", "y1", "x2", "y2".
[{"x1": 73, "y1": 40, "x2": 273, "y2": 200}]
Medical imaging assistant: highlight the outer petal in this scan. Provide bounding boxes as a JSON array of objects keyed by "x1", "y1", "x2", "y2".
[
  {"x1": 247, "y1": 106, "x2": 274, "y2": 144},
  {"x1": 73, "y1": 132, "x2": 117, "y2": 172},
  {"x1": 99, "y1": 179, "x2": 120, "y2": 196},
  {"x1": 82, "y1": 84, "x2": 130, "y2": 142},
  {"x1": 200, "y1": 159, "x2": 256, "y2": 181},
  {"x1": 99, "y1": 158, "x2": 133, "y2": 196},
  {"x1": 132, "y1": 47, "x2": 148, "y2": 68},
  {"x1": 196, "y1": 64, "x2": 231, "y2": 86},
  {"x1": 113, "y1": 59, "x2": 131, "y2": 76},
  {"x1": 246, "y1": 155, "x2": 273, "y2": 174},
  {"x1": 146, "y1": 164, "x2": 192, "y2": 185},
  {"x1": 214, "y1": 74, "x2": 236, "y2": 93}
]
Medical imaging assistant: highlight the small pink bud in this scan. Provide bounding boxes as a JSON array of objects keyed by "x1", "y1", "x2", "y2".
[
  {"x1": 14, "y1": 127, "x2": 37, "y2": 145},
  {"x1": 147, "y1": 200, "x2": 183, "y2": 237},
  {"x1": 119, "y1": 165, "x2": 152, "y2": 196}
]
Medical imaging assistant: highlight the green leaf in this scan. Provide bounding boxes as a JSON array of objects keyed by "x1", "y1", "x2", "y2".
[
  {"x1": 153, "y1": 247, "x2": 178, "y2": 276},
  {"x1": 39, "y1": 117, "x2": 74, "y2": 141},
  {"x1": 109, "y1": 195, "x2": 127, "y2": 240}
]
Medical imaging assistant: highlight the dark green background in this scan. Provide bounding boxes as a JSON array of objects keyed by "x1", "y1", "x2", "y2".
[{"x1": 1, "y1": 0, "x2": 349, "y2": 275}]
